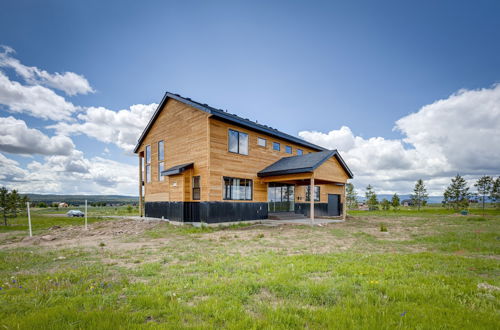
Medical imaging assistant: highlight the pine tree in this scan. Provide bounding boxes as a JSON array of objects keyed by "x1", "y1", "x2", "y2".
[
  {"x1": 411, "y1": 179, "x2": 428, "y2": 211},
  {"x1": 346, "y1": 183, "x2": 358, "y2": 210},
  {"x1": 365, "y1": 185, "x2": 378, "y2": 210},
  {"x1": 474, "y1": 176, "x2": 493, "y2": 215},
  {"x1": 9, "y1": 189, "x2": 20, "y2": 218},
  {"x1": 443, "y1": 174, "x2": 470, "y2": 210},
  {"x1": 391, "y1": 193, "x2": 400, "y2": 211},
  {"x1": 0, "y1": 187, "x2": 10, "y2": 226},
  {"x1": 491, "y1": 177, "x2": 500, "y2": 208},
  {"x1": 381, "y1": 198, "x2": 390, "y2": 211}
]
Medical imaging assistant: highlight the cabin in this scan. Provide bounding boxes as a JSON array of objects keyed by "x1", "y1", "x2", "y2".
[{"x1": 134, "y1": 92, "x2": 353, "y2": 224}]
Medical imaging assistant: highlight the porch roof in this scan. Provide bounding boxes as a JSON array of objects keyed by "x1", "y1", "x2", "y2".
[
  {"x1": 161, "y1": 162, "x2": 193, "y2": 176},
  {"x1": 257, "y1": 150, "x2": 353, "y2": 179}
]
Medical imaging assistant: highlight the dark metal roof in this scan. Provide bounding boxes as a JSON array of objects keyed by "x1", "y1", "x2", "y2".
[
  {"x1": 258, "y1": 150, "x2": 354, "y2": 179},
  {"x1": 134, "y1": 92, "x2": 327, "y2": 153},
  {"x1": 161, "y1": 163, "x2": 193, "y2": 176}
]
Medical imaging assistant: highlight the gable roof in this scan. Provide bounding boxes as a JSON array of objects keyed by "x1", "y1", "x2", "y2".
[
  {"x1": 133, "y1": 92, "x2": 328, "y2": 153},
  {"x1": 258, "y1": 150, "x2": 354, "y2": 179}
]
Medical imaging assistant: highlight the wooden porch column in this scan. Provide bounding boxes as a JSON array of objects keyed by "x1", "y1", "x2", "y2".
[
  {"x1": 310, "y1": 177, "x2": 314, "y2": 224},
  {"x1": 138, "y1": 155, "x2": 143, "y2": 217},
  {"x1": 343, "y1": 183, "x2": 347, "y2": 220}
]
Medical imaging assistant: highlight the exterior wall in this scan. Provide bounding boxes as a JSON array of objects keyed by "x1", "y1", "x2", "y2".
[
  {"x1": 208, "y1": 117, "x2": 317, "y2": 202},
  {"x1": 136, "y1": 98, "x2": 210, "y2": 202}
]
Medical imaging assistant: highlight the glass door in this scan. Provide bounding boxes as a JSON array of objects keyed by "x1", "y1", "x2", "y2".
[{"x1": 268, "y1": 183, "x2": 295, "y2": 212}]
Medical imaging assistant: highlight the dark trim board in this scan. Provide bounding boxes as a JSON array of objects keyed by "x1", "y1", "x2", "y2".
[{"x1": 145, "y1": 201, "x2": 268, "y2": 223}]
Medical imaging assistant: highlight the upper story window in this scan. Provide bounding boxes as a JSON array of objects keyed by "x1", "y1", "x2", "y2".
[
  {"x1": 257, "y1": 137, "x2": 267, "y2": 147},
  {"x1": 158, "y1": 162, "x2": 164, "y2": 181},
  {"x1": 273, "y1": 142, "x2": 280, "y2": 151},
  {"x1": 297, "y1": 149, "x2": 303, "y2": 156},
  {"x1": 306, "y1": 186, "x2": 320, "y2": 202},
  {"x1": 223, "y1": 177, "x2": 252, "y2": 200},
  {"x1": 228, "y1": 129, "x2": 248, "y2": 155},
  {"x1": 285, "y1": 146, "x2": 292, "y2": 154},
  {"x1": 192, "y1": 176, "x2": 201, "y2": 200},
  {"x1": 145, "y1": 145, "x2": 151, "y2": 183},
  {"x1": 158, "y1": 141, "x2": 164, "y2": 161}
]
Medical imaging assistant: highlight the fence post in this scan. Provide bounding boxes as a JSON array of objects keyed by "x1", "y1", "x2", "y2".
[
  {"x1": 85, "y1": 200, "x2": 88, "y2": 230},
  {"x1": 27, "y1": 202, "x2": 32, "y2": 237}
]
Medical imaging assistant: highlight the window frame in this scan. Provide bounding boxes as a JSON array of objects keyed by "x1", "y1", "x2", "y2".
[
  {"x1": 305, "y1": 186, "x2": 320, "y2": 202},
  {"x1": 192, "y1": 176, "x2": 201, "y2": 200},
  {"x1": 145, "y1": 164, "x2": 151, "y2": 183},
  {"x1": 144, "y1": 145, "x2": 151, "y2": 183},
  {"x1": 228, "y1": 129, "x2": 249, "y2": 155},
  {"x1": 222, "y1": 177, "x2": 253, "y2": 201},
  {"x1": 285, "y1": 145, "x2": 292, "y2": 154},
  {"x1": 297, "y1": 149, "x2": 303, "y2": 156},
  {"x1": 158, "y1": 162, "x2": 164, "y2": 181},
  {"x1": 273, "y1": 142, "x2": 281, "y2": 151},
  {"x1": 257, "y1": 137, "x2": 267, "y2": 147},
  {"x1": 158, "y1": 140, "x2": 164, "y2": 161}
]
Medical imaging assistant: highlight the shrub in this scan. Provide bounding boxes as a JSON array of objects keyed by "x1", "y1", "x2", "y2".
[{"x1": 380, "y1": 223, "x2": 388, "y2": 232}]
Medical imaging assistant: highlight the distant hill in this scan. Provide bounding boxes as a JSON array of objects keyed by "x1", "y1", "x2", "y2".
[
  {"x1": 24, "y1": 194, "x2": 138, "y2": 205},
  {"x1": 359, "y1": 195, "x2": 444, "y2": 204}
]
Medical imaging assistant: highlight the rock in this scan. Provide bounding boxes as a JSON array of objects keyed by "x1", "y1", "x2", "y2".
[
  {"x1": 41, "y1": 235, "x2": 56, "y2": 241},
  {"x1": 478, "y1": 283, "x2": 500, "y2": 292},
  {"x1": 49, "y1": 225, "x2": 61, "y2": 230}
]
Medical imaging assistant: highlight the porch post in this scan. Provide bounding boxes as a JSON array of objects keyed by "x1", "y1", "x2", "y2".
[
  {"x1": 310, "y1": 177, "x2": 314, "y2": 224},
  {"x1": 138, "y1": 155, "x2": 143, "y2": 217},
  {"x1": 343, "y1": 183, "x2": 347, "y2": 220}
]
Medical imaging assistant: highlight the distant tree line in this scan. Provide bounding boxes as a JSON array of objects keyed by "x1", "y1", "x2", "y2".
[
  {"x1": 346, "y1": 175, "x2": 500, "y2": 212},
  {"x1": 0, "y1": 187, "x2": 29, "y2": 226}
]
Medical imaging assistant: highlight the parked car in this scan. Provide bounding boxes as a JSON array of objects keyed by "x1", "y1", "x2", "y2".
[{"x1": 66, "y1": 210, "x2": 84, "y2": 217}]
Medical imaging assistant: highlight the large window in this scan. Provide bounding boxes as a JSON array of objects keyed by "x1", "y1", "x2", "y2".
[
  {"x1": 145, "y1": 145, "x2": 151, "y2": 183},
  {"x1": 192, "y1": 176, "x2": 201, "y2": 200},
  {"x1": 273, "y1": 142, "x2": 280, "y2": 151},
  {"x1": 228, "y1": 129, "x2": 248, "y2": 155},
  {"x1": 158, "y1": 162, "x2": 164, "y2": 181},
  {"x1": 223, "y1": 177, "x2": 252, "y2": 200},
  {"x1": 297, "y1": 149, "x2": 303, "y2": 156},
  {"x1": 158, "y1": 141, "x2": 164, "y2": 161},
  {"x1": 285, "y1": 146, "x2": 292, "y2": 154},
  {"x1": 257, "y1": 137, "x2": 267, "y2": 147},
  {"x1": 158, "y1": 141, "x2": 164, "y2": 181},
  {"x1": 305, "y1": 186, "x2": 320, "y2": 202}
]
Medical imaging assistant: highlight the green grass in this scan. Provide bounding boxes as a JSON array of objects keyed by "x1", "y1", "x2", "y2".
[{"x1": 0, "y1": 208, "x2": 499, "y2": 328}]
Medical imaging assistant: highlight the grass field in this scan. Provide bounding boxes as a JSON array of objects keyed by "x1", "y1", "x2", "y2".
[{"x1": 0, "y1": 207, "x2": 499, "y2": 329}]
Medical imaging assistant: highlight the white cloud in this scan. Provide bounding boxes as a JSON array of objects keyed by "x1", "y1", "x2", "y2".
[
  {"x1": 49, "y1": 103, "x2": 158, "y2": 153},
  {"x1": 0, "y1": 151, "x2": 137, "y2": 195},
  {"x1": 0, "y1": 116, "x2": 75, "y2": 156},
  {"x1": 299, "y1": 85, "x2": 500, "y2": 194},
  {"x1": 0, "y1": 71, "x2": 78, "y2": 121},
  {"x1": 0, "y1": 46, "x2": 94, "y2": 96}
]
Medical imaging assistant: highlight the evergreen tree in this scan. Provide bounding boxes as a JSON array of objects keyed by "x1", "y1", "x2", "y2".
[
  {"x1": 9, "y1": 189, "x2": 20, "y2": 218},
  {"x1": 443, "y1": 174, "x2": 470, "y2": 210},
  {"x1": 391, "y1": 193, "x2": 400, "y2": 211},
  {"x1": 0, "y1": 187, "x2": 10, "y2": 226},
  {"x1": 365, "y1": 185, "x2": 378, "y2": 210},
  {"x1": 474, "y1": 176, "x2": 493, "y2": 215},
  {"x1": 381, "y1": 198, "x2": 390, "y2": 211},
  {"x1": 411, "y1": 179, "x2": 428, "y2": 211},
  {"x1": 346, "y1": 183, "x2": 358, "y2": 210},
  {"x1": 491, "y1": 177, "x2": 500, "y2": 208}
]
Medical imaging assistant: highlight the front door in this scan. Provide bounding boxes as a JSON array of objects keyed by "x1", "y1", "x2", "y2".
[
  {"x1": 268, "y1": 183, "x2": 295, "y2": 212},
  {"x1": 328, "y1": 194, "x2": 340, "y2": 216}
]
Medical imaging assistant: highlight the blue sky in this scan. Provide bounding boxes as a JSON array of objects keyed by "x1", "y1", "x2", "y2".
[{"x1": 0, "y1": 0, "x2": 499, "y2": 195}]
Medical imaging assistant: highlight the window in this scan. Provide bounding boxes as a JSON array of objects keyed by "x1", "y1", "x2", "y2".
[
  {"x1": 158, "y1": 141, "x2": 164, "y2": 161},
  {"x1": 146, "y1": 165, "x2": 151, "y2": 183},
  {"x1": 273, "y1": 142, "x2": 280, "y2": 151},
  {"x1": 192, "y1": 176, "x2": 201, "y2": 200},
  {"x1": 285, "y1": 146, "x2": 292, "y2": 154},
  {"x1": 305, "y1": 186, "x2": 320, "y2": 202},
  {"x1": 223, "y1": 177, "x2": 253, "y2": 200},
  {"x1": 257, "y1": 137, "x2": 267, "y2": 147},
  {"x1": 158, "y1": 162, "x2": 164, "y2": 181},
  {"x1": 228, "y1": 129, "x2": 248, "y2": 155},
  {"x1": 297, "y1": 149, "x2": 303, "y2": 156},
  {"x1": 145, "y1": 145, "x2": 151, "y2": 183}
]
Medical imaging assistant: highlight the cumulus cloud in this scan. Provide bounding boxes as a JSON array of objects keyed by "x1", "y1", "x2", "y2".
[
  {"x1": 0, "y1": 71, "x2": 78, "y2": 121},
  {"x1": 48, "y1": 103, "x2": 158, "y2": 153},
  {"x1": 299, "y1": 85, "x2": 500, "y2": 194},
  {"x1": 0, "y1": 46, "x2": 94, "y2": 96},
  {"x1": 0, "y1": 151, "x2": 137, "y2": 195},
  {"x1": 0, "y1": 116, "x2": 74, "y2": 156}
]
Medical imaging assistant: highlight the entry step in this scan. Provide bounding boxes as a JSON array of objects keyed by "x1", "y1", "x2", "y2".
[{"x1": 268, "y1": 212, "x2": 305, "y2": 220}]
